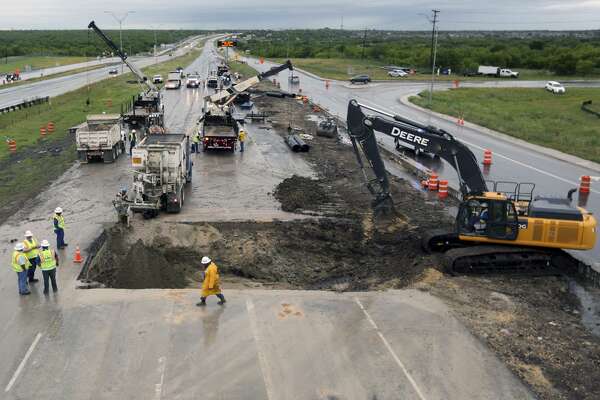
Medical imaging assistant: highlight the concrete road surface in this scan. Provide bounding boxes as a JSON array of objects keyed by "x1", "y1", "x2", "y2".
[
  {"x1": 246, "y1": 57, "x2": 600, "y2": 268},
  {"x1": 0, "y1": 40, "x2": 536, "y2": 399}
]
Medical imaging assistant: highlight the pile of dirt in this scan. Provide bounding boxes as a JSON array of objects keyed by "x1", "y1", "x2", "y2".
[
  {"x1": 84, "y1": 217, "x2": 433, "y2": 291},
  {"x1": 272, "y1": 175, "x2": 329, "y2": 212}
]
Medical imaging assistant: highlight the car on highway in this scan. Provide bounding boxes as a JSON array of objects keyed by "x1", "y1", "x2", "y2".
[
  {"x1": 186, "y1": 74, "x2": 201, "y2": 88},
  {"x1": 152, "y1": 74, "x2": 163, "y2": 84},
  {"x1": 350, "y1": 74, "x2": 371, "y2": 84},
  {"x1": 388, "y1": 69, "x2": 408, "y2": 78},
  {"x1": 108, "y1": 68, "x2": 118, "y2": 75},
  {"x1": 176, "y1": 66, "x2": 184, "y2": 75},
  {"x1": 545, "y1": 81, "x2": 566, "y2": 94}
]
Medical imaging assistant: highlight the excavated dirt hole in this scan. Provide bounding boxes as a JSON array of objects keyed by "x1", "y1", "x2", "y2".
[{"x1": 81, "y1": 217, "x2": 438, "y2": 291}]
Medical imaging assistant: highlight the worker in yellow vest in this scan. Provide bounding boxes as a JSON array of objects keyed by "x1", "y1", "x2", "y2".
[
  {"x1": 238, "y1": 129, "x2": 246, "y2": 153},
  {"x1": 39, "y1": 240, "x2": 59, "y2": 294},
  {"x1": 11, "y1": 243, "x2": 31, "y2": 295},
  {"x1": 192, "y1": 131, "x2": 200, "y2": 153},
  {"x1": 23, "y1": 230, "x2": 40, "y2": 283},
  {"x1": 53, "y1": 207, "x2": 68, "y2": 249},
  {"x1": 197, "y1": 256, "x2": 226, "y2": 306}
]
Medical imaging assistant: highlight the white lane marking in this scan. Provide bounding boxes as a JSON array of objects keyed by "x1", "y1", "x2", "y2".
[
  {"x1": 246, "y1": 298, "x2": 275, "y2": 400},
  {"x1": 5, "y1": 332, "x2": 42, "y2": 392},
  {"x1": 154, "y1": 356, "x2": 167, "y2": 400},
  {"x1": 354, "y1": 298, "x2": 427, "y2": 400},
  {"x1": 360, "y1": 99, "x2": 600, "y2": 195}
]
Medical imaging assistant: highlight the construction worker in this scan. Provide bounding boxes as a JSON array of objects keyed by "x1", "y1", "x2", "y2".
[
  {"x1": 192, "y1": 131, "x2": 200, "y2": 153},
  {"x1": 238, "y1": 129, "x2": 246, "y2": 153},
  {"x1": 53, "y1": 207, "x2": 68, "y2": 249},
  {"x1": 23, "y1": 230, "x2": 40, "y2": 283},
  {"x1": 12, "y1": 243, "x2": 31, "y2": 295},
  {"x1": 197, "y1": 256, "x2": 226, "y2": 306},
  {"x1": 39, "y1": 240, "x2": 59, "y2": 294},
  {"x1": 129, "y1": 129, "x2": 137, "y2": 156}
]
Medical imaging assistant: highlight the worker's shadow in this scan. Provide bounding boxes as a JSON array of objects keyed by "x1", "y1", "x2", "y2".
[{"x1": 201, "y1": 306, "x2": 225, "y2": 347}]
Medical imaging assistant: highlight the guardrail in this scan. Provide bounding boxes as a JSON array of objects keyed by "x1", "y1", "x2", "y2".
[{"x1": 0, "y1": 96, "x2": 50, "y2": 114}]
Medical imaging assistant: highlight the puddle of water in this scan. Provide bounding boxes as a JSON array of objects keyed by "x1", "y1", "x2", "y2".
[{"x1": 569, "y1": 280, "x2": 600, "y2": 337}]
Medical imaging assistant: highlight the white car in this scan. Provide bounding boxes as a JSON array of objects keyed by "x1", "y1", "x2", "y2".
[
  {"x1": 545, "y1": 81, "x2": 565, "y2": 94},
  {"x1": 152, "y1": 74, "x2": 163, "y2": 84},
  {"x1": 388, "y1": 69, "x2": 408, "y2": 78}
]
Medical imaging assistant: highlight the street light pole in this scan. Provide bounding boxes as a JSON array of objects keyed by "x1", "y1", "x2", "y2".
[
  {"x1": 428, "y1": 9, "x2": 440, "y2": 108},
  {"x1": 104, "y1": 10, "x2": 135, "y2": 73}
]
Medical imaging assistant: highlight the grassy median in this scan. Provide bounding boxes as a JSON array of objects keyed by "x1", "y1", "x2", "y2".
[
  {"x1": 0, "y1": 56, "x2": 89, "y2": 75},
  {"x1": 0, "y1": 43, "x2": 205, "y2": 219},
  {"x1": 410, "y1": 88, "x2": 600, "y2": 162}
]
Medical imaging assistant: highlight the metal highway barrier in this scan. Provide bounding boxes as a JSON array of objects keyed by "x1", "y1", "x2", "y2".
[{"x1": 0, "y1": 96, "x2": 49, "y2": 114}]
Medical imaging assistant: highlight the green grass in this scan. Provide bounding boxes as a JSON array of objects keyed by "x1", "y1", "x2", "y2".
[
  {"x1": 269, "y1": 58, "x2": 599, "y2": 82},
  {"x1": 410, "y1": 88, "x2": 600, "y2": 162},
  {"x1": 0, "y1": 43, "x2": 205, "y2": 216},
  {"x1": 227, "y1": 60, "x2": 258, "y2": 79},
  {"x1": 3, "y1": 63, "x2": 108, "y2": 89},
  {"x1": 0, "y1": 56, "x2": 88, "y2": 75}
]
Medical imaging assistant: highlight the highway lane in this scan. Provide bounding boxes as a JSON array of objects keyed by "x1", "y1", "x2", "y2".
[
  {"x1": 0, "y1": 35, "x2": 206, "y2": 109},
  {"x1": 247, "y1": 57, "x2": 600, "y2": 268}
]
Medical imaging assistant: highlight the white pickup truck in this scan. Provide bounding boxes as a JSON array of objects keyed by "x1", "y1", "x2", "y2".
[
  {"x1": 478, "y1": 65, "x2": 519, "y2": 78},
  {"x1": 76, "y1": 114, "x2": 125, "y2": 163}
]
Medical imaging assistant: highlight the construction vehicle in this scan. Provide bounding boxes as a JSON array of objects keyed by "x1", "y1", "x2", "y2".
[
  {"x1": 114, "y1": 134, "x2": 192, "y2": 219},
  {"x1": 345, "y1": 99, "x2": 597, "y2": 273},
  {"x1": 197, "y1": 102, "x2": 240, "y2": 152},
  {"x1": 88, "y1": 21, "x2": 164, "y2": 135},
  {"x1": 76, "y1": 114, "x2": 126, "y2": 163}
]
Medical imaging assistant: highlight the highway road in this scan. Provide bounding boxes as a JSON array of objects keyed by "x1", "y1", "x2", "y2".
[
  {"x1": 246, "y1": 57, "x2": 600, "y2": 269},
  {"x1": 0, "y1": 35, "x2": 205, "y2": 110},
  {"x1": 0, "y1": 40, "x2": 536, "y2": 399}
]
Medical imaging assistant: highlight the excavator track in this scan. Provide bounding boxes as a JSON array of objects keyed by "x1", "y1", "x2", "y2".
[{"x1": 442, "y1": 245, "x2": 557, "y2": 275}]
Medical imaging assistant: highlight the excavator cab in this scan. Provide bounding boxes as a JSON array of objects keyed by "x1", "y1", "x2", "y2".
[{"x1": 457, "y1": 196, "x2": 519, "y2": 241}]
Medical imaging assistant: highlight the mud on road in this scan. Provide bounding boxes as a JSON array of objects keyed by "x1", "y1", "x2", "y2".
[{"x1": 81, "y1": 81, "x2": 600, "y2": 399}]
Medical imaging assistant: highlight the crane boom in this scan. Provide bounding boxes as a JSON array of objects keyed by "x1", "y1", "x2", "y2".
[
  {"x1": 88, "y1": 20, "x2": 158, "y2": 93},
  {"x1": 209, "y1": 60, "x2": 293, "y2": 104},
  {"x1": 346, "y1": 99, "x2": 488, "y2": 202}
]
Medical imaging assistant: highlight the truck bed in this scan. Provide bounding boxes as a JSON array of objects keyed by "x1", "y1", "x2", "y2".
[
  {"x1": 203, "y1": 125, "x2": 237, "y2": 138},
  {"x1": 143, "y1": 134, "x2": 186, "y2": 145}
]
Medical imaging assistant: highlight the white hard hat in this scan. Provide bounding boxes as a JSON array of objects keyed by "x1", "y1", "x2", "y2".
[
  {"x1": 41, "y1": 240, "x2": 50, "y2": 247},
  {"x1": 201, "y1": 256, "x2": 212, "y2": 264},
  {"x1": 54, "y1": 207, "x2": 63, "y2": 214},
  {"x1": 14, "y1": 243, "x2": 24, "y2": 251},
  {"x1": 24, "y1": 230, "x2": 33, "y2": 237},
  {"x1": 132, "y1": 129, "x2": 136, "y2": 133}
]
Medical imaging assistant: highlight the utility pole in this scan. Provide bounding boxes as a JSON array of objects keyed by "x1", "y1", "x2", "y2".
[
  {"x1": 428, "y1": 9, "x2": 440, "y2": 107},
  {"x1": 361, "y1": 28, "x2": 367, "y2": 59},
  {"x1": 104, "y1": 10, "x2": 135, "y2": 73}
]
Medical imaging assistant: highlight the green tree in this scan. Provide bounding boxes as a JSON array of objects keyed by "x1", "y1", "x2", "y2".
[{"x1": 576, "y1": 59, "x2": 594, "y2": 76}]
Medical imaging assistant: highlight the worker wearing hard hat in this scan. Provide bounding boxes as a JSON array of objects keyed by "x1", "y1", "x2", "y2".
[
  {"x1": 53, "y1": 207, "x2": 68, "y2": 249},
  {"x1": 238, "y1": 129, "x2": 246, "y2": 153},
  {"x1": 39, "y1": 240, "x2": 59, "y2": 294},
  {"x1": 11, "y1": 243, "x2": 31, "y2": 295},
  {"x1": 197, "y1": 256, "x2": 226, "y2": 306},
  {"x1": 23, "y1": 230, "x2": 40, "y2": 283},
  {"x1": 129, "y1": 129, "x2": 137, "y2": 156}
]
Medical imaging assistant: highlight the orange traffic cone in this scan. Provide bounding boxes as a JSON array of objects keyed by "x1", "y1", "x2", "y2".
[{"x1": 73, "y1": 246, "x2": 83, "y2": 263}]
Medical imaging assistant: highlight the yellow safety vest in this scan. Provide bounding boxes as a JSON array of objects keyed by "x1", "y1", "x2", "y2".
[
  {"x1": 23, "y1": 237, "x2": 39, "y2": 259},
  {"x1": 53, "y1": 214, "x2": 65, "y2": 229},
  {"x1": 11, "y1": 251, "x2": 30, "y2": 273},
  {"x1": 39, "y1": 249, "x2": 57, "y2": 271},
  {"x1": 238, "y1": 131, "x2": 246, "y2": 142},
  {"x1": 193, "y1": 133, "x2": 200, "y2": 144}
]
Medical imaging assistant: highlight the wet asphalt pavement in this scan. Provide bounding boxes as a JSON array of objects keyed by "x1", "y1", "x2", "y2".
[
  {"x1": 247, "y1": 57, "x2": 600, "y2": 268},
  {"x1": 0, "y1": 40, "x2": 537, "y2": 399}
]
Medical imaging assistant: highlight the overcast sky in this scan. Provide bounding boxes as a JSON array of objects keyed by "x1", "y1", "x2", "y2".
[{"x1": 1, "y1": 0, "x2": 600, "y2": 30}]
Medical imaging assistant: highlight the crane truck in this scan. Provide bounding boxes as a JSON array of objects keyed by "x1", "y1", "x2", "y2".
[
  {"x1": 88, "y1": 21, "x2": 165, "y2": 136},
  {"x1": 345, "y1": 99, "x2": 596, "y2": 273}
]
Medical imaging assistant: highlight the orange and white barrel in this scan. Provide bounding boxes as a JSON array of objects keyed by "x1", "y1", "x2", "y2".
[
  {"x1": 483, "y1": 149, "x2": 493, "y2": 165},
  {"x1": 47, "y1": 121, "x2": 55, "y2": 133},
  {"x1": 40, "y1": 126, "x2": 47, "y2": 137},
  {"x1": 438, "y1": 180, "x2": 448, "y2": 199},
  {"x1": 580, "y1": 175, "x2": 591, "y2": 193},
  {"x1": 7, "y1": 139, "x2": 16, "y2": 153},
  {"x1": 428, "y1": 173, "x2": 439, "y2": 191}
]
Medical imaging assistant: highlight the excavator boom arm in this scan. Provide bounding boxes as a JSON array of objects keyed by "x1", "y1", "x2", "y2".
[
  {"x1": 347, "y1": 100, "x2": 488, "y2": 197},
  {"x1": 88, "y1": 20, "x2": 158, "y2": 93}
]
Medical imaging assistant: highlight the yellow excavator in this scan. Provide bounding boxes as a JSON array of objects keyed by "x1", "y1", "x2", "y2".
[{"x1": 346, "y1": 99, "x2": 596, "y2": 273}]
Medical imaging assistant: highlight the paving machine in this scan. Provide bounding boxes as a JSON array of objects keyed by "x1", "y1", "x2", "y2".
[
  {"x1": 345, "y1": 99, "x2": 597, "y2": 273},
  {"x1": 88, "y1": 21, "x2": 165, "y2": 135}
]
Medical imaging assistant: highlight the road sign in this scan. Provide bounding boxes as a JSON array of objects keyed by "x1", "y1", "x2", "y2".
[{"x1": 217, "y1": 40, "x2": 237, "y2": 48}]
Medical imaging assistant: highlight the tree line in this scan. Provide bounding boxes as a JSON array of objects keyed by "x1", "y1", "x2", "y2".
[
  {"x1": 239, "y1": 29, "x2": 600, "y2": 75},
  {"x1": 0, "y1": 29, "x2": 207, "y2": 58}
]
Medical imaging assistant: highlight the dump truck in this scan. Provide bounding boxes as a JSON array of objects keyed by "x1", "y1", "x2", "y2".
[
  {"x1": 198, "y1": 103, "x2": 240, "y2": 152},
  {"x1": 75, "y1": 114, "x2": 125, "y2": 163},
  {"x1": 165, "y1": 71, "x2": 182, "y2": 89},
  {"x1": 116, "y1": 134, "x2": 192, "y2": 218}
]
